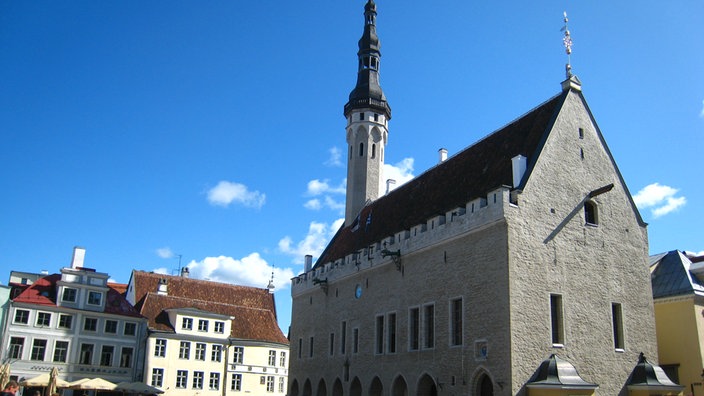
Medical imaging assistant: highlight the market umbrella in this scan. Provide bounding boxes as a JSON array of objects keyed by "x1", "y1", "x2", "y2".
[
  {"x1": 68, "y1": 378, "x2": 117, "y2": 391},
  {"x1": 0, "y1": 364, "x2": 10, "y2": 389},
  {"x1": 20, "y1": 373, "x2": 69, "y2": 388},
  {"x1": 115, "y1": 382, "x2": 163, "y2": 395},
  {"x1": 46, "y1": 367, "x2": 60, "y2": 396}
]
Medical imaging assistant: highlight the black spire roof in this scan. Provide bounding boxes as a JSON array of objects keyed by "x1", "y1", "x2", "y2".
[{"x1": 344, "y1": 0, "x2": 391, "y2": 119}]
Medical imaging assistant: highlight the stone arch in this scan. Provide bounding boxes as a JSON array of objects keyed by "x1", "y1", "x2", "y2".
[
  {"x1": 392, "y1": 375, "x2": 408, "y2": 396},
  {"x1": 370, "y1": 126, "x2": 383, "y2": 143},
  {"x1": 349, "y1": 377, "x2": 362, "y2": 396},
  {"x1": 416, "y1": 374, "x2": 438, "y2": 396},
  {"x1": 290, "y1": 379, "x2": 300, "y2": 396},
  {"x1": 332, "y1": 378, "x2": 344, "y2": 396},
  {"x1": 303, "y1": 379, "x2": 313, "y2": 396},
  {"x1": 369, "y1": 376, "x2": 383, "y2": 396},
  {"x1": 316, "y1": 379, "x2": 328, "y2": 396},
  {"x1": 470, "y1": 368, "x2": 495, "y2": 396}
]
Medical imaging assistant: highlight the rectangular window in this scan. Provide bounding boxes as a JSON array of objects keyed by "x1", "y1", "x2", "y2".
[
  {"x1": 193, "y1": 372, "x2": 204, "y2": 389},
  {"x1": 612, "y1": 303, "x2": 625, "y2": 350},
  {"x1": 53, "y1": 341, "x2": 69, "y2": 363},
  {"x1": 450, "y1": 298, "x2": 463, "y2": 346},
  {"x1": 87, "y1": 291, "x2": 102, "y2": 305},
  {"x1": 279, "y1": 377, "x2": 285, "y2": 393},
  {"x1": 196, "y1": 343, "x2": 207, "y2": 361},
  {"x1": 36, "y1": 312, "x2": 51, "y2": 327},
  {"x1": 387, "y1": 313, "x2": 397, "y2": 353},
  {"x1": 298, "y1": 339, "x2": 302, "y2": 359},
  {"x1": 309, "y1": 336, "x2": 314, "y2": 358},
  {"x1": 353, "y1": 328, "x2": 359, "y2": 354},
  {"x1": 409, "y1": 307, "x2": 420, "y2": 350},
  {"x1": 80, "y1": 344, "x2": 94, "y2": 365},
  {"x1": 58, "y1": 314, "x2": 73, "y2": 329},
  {"x1": 211, "y1": 344, "x2": 222, "y2": 362},
  {"x1": 179, "y1": 341, "x2": 191, "y2": 359},
  {"x1": 9, "y1": 337, "x2": 24, "y2": 359},
  {"x1": 84, "y1": 317, "x2": 98, "y2": 331},
  {"x1": 279, "y1": 351, "x2": 286, "y2": 367},
  {"x1": 231, "y1": 374, "x2": 242, "y2": 391},
  {"x1": 375, "y1": 315, "x2": 384, "y2": 354},
  {"x1": 154, "y1": 339, "x2": 166, "y2": 357},
  {"x1": 269, "y1": 350, "x2": 277, "y2": 365},
  {"x1": 329, "y1": 333, "x2": 335, "y2": 356},
  {"x1": 214, "y1": 321, "x2": 225, "y2": 333},
  {"x1": 176, "y1": 370, "x2": 188, "y2": 389},
  {"x1": 209, "y1": 373, "x2": 220, "y2": 390},
  {"x1": 14, "y1": 309, "x2": 29, "y2": 324},
  {"x1": 124, "y1": 322, "x2": 136, "y2": 336},
  {"x1": 550, "y1": 294, "x2": 565, "y2": 345},
  {"x1": 100, "y1": 345, "x2": 114, "y2": 366},
  {"x1": 104, "y1": 320, "x2": 118, "y2": 334},
  {"x1": 30, "y1": 339, "x2": 47, "y2": 361},
  {"x1": 340, "y1": 321, "x2": 347, "y2": 355},
  {"x1": 266, "y1": 376, "x2": 274, "y2": 393},
  {"x1": 198, "y1": 319, "x2": 208, "y2": 332},
  {"x1": 120, "y1": 347, "x2": 134, "y2": 368},
  {"x1": 423, "y1": 304, "x2": 435, "y2": 349},
  {"x1": 182, "y1": 317, "x2": 193, "y2": 330},
  {"x1": 62, "y1": 288, "x2": 77, "y2": 302},
  {"x1": 151, "y1": 368, "x2": 164, "y2": 387}
]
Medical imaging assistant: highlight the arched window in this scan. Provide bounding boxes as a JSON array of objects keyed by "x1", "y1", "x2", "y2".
[
  {"x1": 371, "y1": 144, "x2": 376, "y2": 159},
  {"x1": 585, "y1": 200, "x2": 598, "y2": 225}
]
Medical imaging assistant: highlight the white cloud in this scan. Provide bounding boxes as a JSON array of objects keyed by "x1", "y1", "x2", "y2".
[
  {"x1": 633, "y1": 183, "x2": 686, "y2": 218},
  {"x1": 185, "y1": 252, "x2": 294, "y2": 292},
  {"x1": 381, "y1": 157, "x2": 415, "y2": 193},
  {"x1": 700, "y1": 100, "x2": 704, "y2": 118},
  {"x1": 156, "y1": 247, "x2": 175, "y2": 259},
  {"x1": 207, "y1": 181, "x2": 265, "y2": 209},
  {"x1": 278, "y1": 219, "x2": 344, "y2": 264},
  {"x1": 304, "y1": 199, "x2": 322, "y2": 210},
  {"x1": 306, "y1": 179, "x2": 346, "y2": 196},
  {"x1": 151, "y1": 267, "x2": 169, "y2": 275},
  {"x1": 324, "y1": 147, "x2": 343, "y2": 167}
]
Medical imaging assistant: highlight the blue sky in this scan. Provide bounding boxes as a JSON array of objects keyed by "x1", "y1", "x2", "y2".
[{"x1": 1, "y1": 1, "x2": 702, "y2": 333}]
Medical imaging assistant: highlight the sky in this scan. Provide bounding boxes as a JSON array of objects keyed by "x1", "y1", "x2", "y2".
[{"x1": 1, "y1": 1, "x2": 702, "y2": 333}]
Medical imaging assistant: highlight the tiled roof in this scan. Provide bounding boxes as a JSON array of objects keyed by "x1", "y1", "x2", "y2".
[
  {"x1": 12, "y1": 273, "x2": 143, "y2": 317},
  {"x1": 316, "y1": 91, "x2": 567, "y2": 267},
  {"x1": 131, "y1": 271, "x2": 288, "y2": 344}
]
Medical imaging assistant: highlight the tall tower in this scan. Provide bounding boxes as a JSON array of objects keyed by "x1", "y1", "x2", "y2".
[{"x1": 344, "y1": 0, "x2": 392, "y2": 226}]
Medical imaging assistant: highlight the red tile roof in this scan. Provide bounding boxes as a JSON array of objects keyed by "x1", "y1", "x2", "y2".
[
  {"x1": 131, "y1": 271, "x2": 288, "y2": 345},
  {"x1": 316, "y1": 92, "x2": 567, "y2": 266}
]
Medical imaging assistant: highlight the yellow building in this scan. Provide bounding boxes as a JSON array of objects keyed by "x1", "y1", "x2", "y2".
[{"x1": 651, "y1": 250, "x2": 704, "y2": 396}]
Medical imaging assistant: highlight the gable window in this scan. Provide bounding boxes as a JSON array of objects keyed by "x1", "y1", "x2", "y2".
[
  {"x1": 58, "y1": 314, "x2": 73, "y2": 329},
  {"x1": 87, "y1": 291, "x2": 103, "y2": 305},
  {"x1": 36, "y1": 312, "x2": 51, "y2": 327},
  {"x1": 612, "y1": 303, "x2": 625, "y2": 350},
  {"x1": 585, "y1": 200, "x2": 598, "y2": 225},
  {"x1": 53, "y1": 341, "x2": 69, "y2": 363},
  {"x1": 80, "y1": 344, "x2": 94, "y2": 365},
  {"x1": 214, "y1": 321, "x2": 225, "y2": 333},
  {"x1": 198, "y1": 319, "x2": 208, "y2": 332},
  {"x1": 182, "y1": 317, "x2": 193, "y2": 330},
  {"x1": 9, "y1": 337, "x2": 24, "y2": 359},
  {"x1": 550, "y1": 294, "x2": 565, "y2": 345},
  {"x1": 196, "y1": 343, "x2": 207, "y2": 361},
  {"x1": 62, "y1": 288, "x2": 77, "y2": 302},
  {"x1": 104, "y1": 320, "x2": 118, "y2": 334},
  {"x1": 14, "y1": 309, "x2": 29, "y2": 324},
  {"x1": 154, "y1": 339, "x2": 166, "y2": 357},
  {"x1": 31, "y1": 339, "x2": 47, "y2": 361},
  {"x1": 84, "y1": 317, "x2": 98, "y2": 331}
]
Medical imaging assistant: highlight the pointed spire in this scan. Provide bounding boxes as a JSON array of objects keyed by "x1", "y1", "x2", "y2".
[
  {"x1": 267, "y1": 271, "x2": 275, "y2": 294},
  {"x1": 562, "y1": 11, "x2": 573, "y2": 78},
  {"x1": 344, "y1": 0, "x2": 391, "y2": 119}
]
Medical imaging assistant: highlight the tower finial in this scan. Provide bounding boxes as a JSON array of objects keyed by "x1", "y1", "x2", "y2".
[{"x1": 562, "y1": 11, "x2": 573, "y2": 78}]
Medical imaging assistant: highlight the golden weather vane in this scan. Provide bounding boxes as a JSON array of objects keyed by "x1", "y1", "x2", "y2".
[{"x1": 562, "y1": 11, "x2": 573, "y2": 78}]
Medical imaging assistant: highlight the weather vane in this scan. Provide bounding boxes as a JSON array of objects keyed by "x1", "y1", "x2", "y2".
[{"x1": 562, "y1": 11, "x2": 573, "y2": 78}]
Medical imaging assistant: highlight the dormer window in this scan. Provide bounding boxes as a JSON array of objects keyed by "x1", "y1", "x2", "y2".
[
  {"x1": 584, "y1": 200, "x2": 598, "y2": 226},
  {"x1": 198, "y1": 319, "x2": 209, "y2": 332},
  {"x1": 87, "y1": 291, "x2": 103, "y2": 306},
  {"x1": 62, "y1": 288, "x2": 77, "y2": 303},
  {"x1": 214, "y1": 321, "x2": 225, "y2": 334},
  {"x1": 182, "y1": 317, "x2": 193, "y2": 330}
]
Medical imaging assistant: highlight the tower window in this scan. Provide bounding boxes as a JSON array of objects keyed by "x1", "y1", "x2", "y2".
[
  {"x1": 359, "y1": 143, "x2": 364, "y2": 157},
  {"x1": 584, "y1": 201, "x2": 598, "y2": 225},
  {"x1": 371, "y1": 144, "x2": 376, "y2": 159},
  {"x1": 374, "y1": 113, "x2": 379, "y2": 122},
  {"x1": 359, "y1": 112, "x2": 365, "y2": 121},
  {"x1": 579, "y1": 128, "x2": 584, "y2": 139},
  {"x1": 550, "y1": 294, "x2": 564, "y2": 345},
  {"x1": 612, "y1": 303, "x2": 624, "y2": 350}
]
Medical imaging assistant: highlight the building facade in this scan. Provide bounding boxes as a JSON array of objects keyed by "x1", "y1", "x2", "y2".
[
  {"x1": 127, "y1": 270, "x2": 289, "y2": 396},
  {"x1": 0, "y1": 247, "x2": 147, "y2": 386},
  {"x1": 289, "y1": 1, "x2": 679, "y2": 396}
]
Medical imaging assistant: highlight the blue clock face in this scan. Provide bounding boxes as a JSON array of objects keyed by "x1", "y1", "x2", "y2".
[{"x1": 355, "y1": 285, "x2": 362, "y2": 299}]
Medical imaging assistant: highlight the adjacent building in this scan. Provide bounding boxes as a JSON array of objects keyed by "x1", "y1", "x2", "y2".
[
  {"x1": 126, "y1": 269, "x2": 289, "y2": 396},
  {"x1": 289, "y1": 1, "x2": 681, "y2": 395}
]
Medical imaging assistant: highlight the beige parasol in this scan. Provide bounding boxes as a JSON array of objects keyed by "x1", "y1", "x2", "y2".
[
  {"x1": 115, "y1": 382, "x2": 164, "y2": 395},
  {"x1": 67, "y1": 378, "x2": 117, "y2": 391},
  {"x1": 20, "y1": 373, "x2": 69, "y2": 388},
  {"x1": 0, "y1": 364, "x2": 10, "y2": 389}
]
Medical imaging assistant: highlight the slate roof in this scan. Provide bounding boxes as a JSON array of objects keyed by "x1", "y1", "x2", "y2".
[
  {"x1": 131, "y1": 270, "x2": 288, "y2": 344},
  {"x1": 650, "y1": 250, "x2": 704, "y2": 299},
  {"x1": 12, "y1": 273, "x2": 142, "y2": 318},
  {"x1": 316, "y1": 91, "x2": 568, "y2": 267}
]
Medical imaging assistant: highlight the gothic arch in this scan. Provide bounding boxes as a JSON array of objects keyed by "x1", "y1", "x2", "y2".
[
  {"x1": 316, "y1": 379, "x2": 328, "y2": 396},
  {"x1": 303, "y1": 379, "x2": 313, "y2": 396},
  {"x1": 349, "y1": 377, "x2": 362, "y2": 396},
  {"x1": 470, "y1": 368, "x2": 495, "y2": 396},
  {"x1": 332, "y1": 378, "x2": 344, "y2": 396},
  {"x1": 290, "y1": 379, "x2": 300, "y2": 396},
  {"x1": 416, "y1": 374, "x2": 438, "y2": 396},
  {"x1": 392, "y1": 375, "x2": 408, "y2": 396},
  {"x1": 369, "y1": 376, "x2": 383, "y2": 396},
  {"x1": 370, "y1": 126, "x2": 382, "y2": 143}
]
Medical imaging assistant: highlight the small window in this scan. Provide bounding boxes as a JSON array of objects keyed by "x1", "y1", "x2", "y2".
[
  {"x1": 9, "y1": 337, "x2": 24, "y2": 359},
  {"x1": 579, "y1": 128, "x2": 584, "y2": 139},
  {"x1": 176, "y1": 370, "x2": 188, "y2": 389},
  {"x1": 36, "y1": 312, "x2": 51, "y2": 327},
  {"x1": 53, "y1": 341, "x2": 69, "y2": 363},
  {"x1": 279, "y1": 351, "x2": 286, "y2": 367},
  {"x1": 211, "y1": 345, "x2": 222, "y2": 362},
  {"x1": 232, "y1": 346, "x2": 244, "y2": 364},
  {"x1": 62, "y1": 288, "x2": 77, "y2": 302},
  {"x1": 585, "y1": 200, "x2": 598, "y2": 225},
  {"x1": 371, "y1": 143, "x2": 376, "y2": 159},
  {"x1": 359, "y1": 142, "x2": 364, "y2": 157},
  {"x1": 409, "y1": 307, "x2": 420, "y2": 351},
  {"x1": 120, "y1": 347, "x2": 134, "y2": 368},
  {"x1": 182, "y1": 317, "x2": 193, "y2": 330},
  {"x1": 84, "y1": 317, "x2": 98, "y2": 331},
  {"x1": 450, "y1": 298, "x2": 463, "y2": 346},
  {"x1": 58, "y1": 314, "x2": 73, "y2": 329},
  {"x1": 374, "y1": 113, "x2": 379, "y2": 122},
  {"x1": 154, "y1": 339, "x2": 166, "y2": 357},
  {"x1": 359, "y1": 112, "x2": 364, "y2": 121},
  {"x1": 104, "y1": 320, "x2": 118, "y2": 334},
  {"x1": 387, "y1": 313, "x2": 396, "y2": 353},
  {"x1": 231, "y1": 374, "x2": 242, "y2": 391},
  {"x1": 353, "y1": 328, "x2": 359, "y2": 354},
  {"x1": 14, "y1": 309, "x2": 30, "y2": 324},
  {"x1": 151, "y1": 368, "x2": 164, "y2": 387},
  {"x1": 196, "y1": 343, "x2": 207, "y2": 361},
  {"x1": 80, "y1": 344, "x2": 94, "y2": 365},
  {"x1": 550, "y1": 294, "x2": 564, "y2": 345},
  {"x1": 198, "y1": 319, "x2": 208, "y2": 332},
  {"x1": 209, "y1": 373, "x2": 220, "y2": 390},
  {"x1": 269, "y1": 350, "x2": 277, "y2": 365},
  {"x1": 124, "y1": 322, "x2": 136, "y2": 336},
  {"x1": 193, "y1": 371, "x2": 204, "y2": 389},
  {"x1": 214, "y1": 321, "x2": 225, "y2": 333},
  {"x1": 87, "y1": 291, "x2": 102, "y2": 305},
  {"x1": 309, "y1": 336, "x2": 314, "y2": 357},
  {"x1": 612, "y1": 303, "x2": 625, "y2": 350},
  {"x1": 179, "y1": 341, "x2": 191, "y2": 359},
  {"x1": 100, "y1": 345, "x2": 114, "y2": 366},
  {"x1": 423, "y1": 304, "x2": 435, "y2": 349},
  {"x1": 30, "y1": 339, "x2": 47, "y2": 361},
  {"x1": 375, "y1": 315, "x2": 384, "y2": 354}
]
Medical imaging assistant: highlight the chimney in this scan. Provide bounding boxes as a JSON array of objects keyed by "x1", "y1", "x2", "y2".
[
  {"x1": 385, "y1": 179, "x2": 396, "y2": 194},
  {"x1": 157, "y1": 278, "x2": 168, "y2": 295},
  {"x1": 304, "y1": 255, "x2": 313, "y2": 273},
  {"x1": 180, "y1": 267, "x2": 190, "y2": 278},
  {"x1": 511, "y1": 155, "x2": 527, "y2": 188},
  {"x1": 438, "y1": 148, "x2": 448, "y2": 163},
  {"x1": 71, "y1": 247, "x2": 86, "y2": 269}
]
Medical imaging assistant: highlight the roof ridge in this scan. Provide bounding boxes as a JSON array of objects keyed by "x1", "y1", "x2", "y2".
[
  {"x1": 143, "y1": 292, "x2": 274, "y2": 312},
  {"x1": 134, "y1": 270, "x2": 268, "y2": 291}
]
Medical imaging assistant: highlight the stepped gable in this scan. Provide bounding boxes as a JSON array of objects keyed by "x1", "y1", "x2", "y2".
[
  {"x1": 139, "y1": 293, "x2": 288, "y2": 344},
  {"x1": 316, "y1": 91, "x2": 567, "y2": 267}
]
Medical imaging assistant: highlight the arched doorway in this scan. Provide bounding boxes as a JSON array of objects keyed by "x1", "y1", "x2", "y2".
[
  {"x1": 417, "y1": 374, "x2": 437, "y2": 396},
  {"x1": 392, "y1": 376, "x2": 408, "y2": 396},
  {"x1": 290, "y1": 380, "x2": 300, "y2": 396},
  {"x1": 349, "y1": 377, "x2": 362, "y2": 396},
  {"x1": 332, "y1": 378, "x2": 344, "y2": 396},
  {"x1": 317, "y1": 379, "x2": 328, "y2": 396},
  {"x1": 303, "y1": 379, "x2": 313, "y2": 396},
  {"x1": 476, "y1": 374, "x2": 493, "y2": 396},
  {"x1": 369, "y1": 377, "x2": 383, "y2": 396}
]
